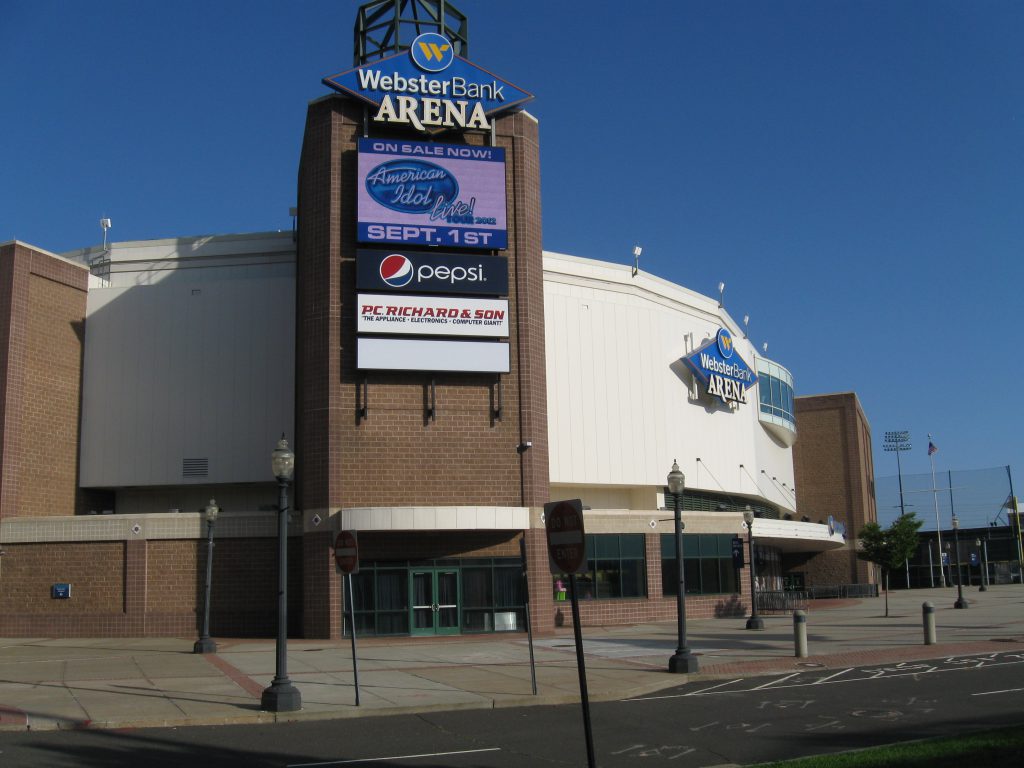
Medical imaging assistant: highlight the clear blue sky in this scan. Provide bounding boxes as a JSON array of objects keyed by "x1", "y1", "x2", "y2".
[{"x1": 2, "y1": 1, "x2": 1022, "y2": 488}]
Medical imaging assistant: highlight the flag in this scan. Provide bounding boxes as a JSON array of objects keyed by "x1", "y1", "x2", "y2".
[{"x1": 927, "y1": 440, "x2": 937, "y2": 456}]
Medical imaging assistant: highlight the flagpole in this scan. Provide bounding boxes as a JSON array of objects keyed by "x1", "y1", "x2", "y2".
[
  {"x1": 929, "y1": 434, "x2": 946, "y2": 587},
  {"x1": 1008, "y1": 466, "x2": 1022, "y2": 584}
]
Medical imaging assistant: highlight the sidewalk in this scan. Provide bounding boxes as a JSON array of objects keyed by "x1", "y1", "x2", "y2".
[{"x1": 2, "y1": 587, "x2": 1022, "y2": 731}]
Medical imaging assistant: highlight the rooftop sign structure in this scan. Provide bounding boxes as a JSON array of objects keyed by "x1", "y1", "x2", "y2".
[{"x1": 323, "y1": 31, "x2": 532, "y2": 134}]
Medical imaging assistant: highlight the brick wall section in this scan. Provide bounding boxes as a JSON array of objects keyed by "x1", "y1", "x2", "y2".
[
  {"x1": 0, "y1": 535, "x2": 298, "y2": 637},
  {"x1": 0, "y1": 243, "x2": 97, "y2": 521},
  {"x1": 304, "y1": 529, "x2": 341, "y2": 639},
  {"x1": 793, "y1": 393, "x2": 878, "y2": 586},
  {"x1": 0, "y1": 541, "x2": 125, "y2": 614}
]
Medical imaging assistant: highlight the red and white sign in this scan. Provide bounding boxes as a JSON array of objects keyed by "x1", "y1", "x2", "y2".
[
  {"x1": 334, "y1": 531, "x2": 359, "y2": 574},
  {"x1": 357, "y1": 294, "x2": 509, "y2": 337},
  {"x1": 545, "y1": 499, "x2": 587, "y2": 574}
]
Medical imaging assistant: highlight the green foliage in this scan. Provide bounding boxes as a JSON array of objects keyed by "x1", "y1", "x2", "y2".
[
  {"x1": 857, "y1": 512, "x2": 922, "y2": 574},
  {"x1": 757, "y1": 725, "x2": 1024, "y2": 766}
]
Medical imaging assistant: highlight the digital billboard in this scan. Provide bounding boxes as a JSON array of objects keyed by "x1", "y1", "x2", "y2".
[{"x1": 357, "y1": 138, "x2": 507, "y2": 249}]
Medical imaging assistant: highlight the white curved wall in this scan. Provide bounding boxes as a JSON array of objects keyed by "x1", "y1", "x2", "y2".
[{"x1": 544, "y1": 251, "x2": 796, "y2": 514}]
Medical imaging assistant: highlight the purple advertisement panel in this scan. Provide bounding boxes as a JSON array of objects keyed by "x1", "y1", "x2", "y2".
[{"x1": 357, "y1": 138, "x2": 507, "y2": 249}]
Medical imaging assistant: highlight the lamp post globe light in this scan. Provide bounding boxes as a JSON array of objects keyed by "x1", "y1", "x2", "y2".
[
  {"x1": 261, "y1": 435, "x2": 302, "y2": 712},
  {"x1": 743, "y1": 506, "x2": 764, "y2": 630},
  {"x1": 667, "y1": 460, "x2": 698, "y2": 673},
  {"x1": 952, "y1": 515, "x2": 967, "y2": 609},
  {"x1": 193, "y1": 499, "x2": 220, "y2": 654}
]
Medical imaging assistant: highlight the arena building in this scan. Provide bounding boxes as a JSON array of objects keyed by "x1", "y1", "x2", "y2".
[{"x1": 0, "y1": 1, "x2": 861, "y2": 640}]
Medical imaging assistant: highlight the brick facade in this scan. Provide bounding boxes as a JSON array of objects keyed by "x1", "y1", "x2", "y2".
[
  {"x1": 791, "y1": 392, "x2": 877, "y2": 585},
  {"x1": 294, "y1": 97, "x2": 549, "y2": 638},
  {"x1": 0, "y1": 533, "x2": 302, "y2": 638},
  {"x1": 0, "y1": 243, "x2": 109, "y2": 520}
]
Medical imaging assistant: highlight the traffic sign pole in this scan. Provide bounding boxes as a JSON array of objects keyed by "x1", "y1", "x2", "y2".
[
  {"x1": 346, "y1": 572, "x2": 361, "y2": 706},
  {"x1": 544, "y1": 500, "x2": 595, "y2": 768},
  {"x1": 568, "y1": 572, "x2": 596, "y2": 768},
  {"x1": 335, "y1": 531, "x2": 361, "y2": 706}
]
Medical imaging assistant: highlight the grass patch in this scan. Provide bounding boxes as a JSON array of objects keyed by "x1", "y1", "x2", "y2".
[{"x1": 757, "y1": 726, "x2": 1024, "y2": 767}]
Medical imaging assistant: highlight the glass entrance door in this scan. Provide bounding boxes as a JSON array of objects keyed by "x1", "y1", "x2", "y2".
[{"x1": 410, "y1": 569, "x2": 460, "y2": 635}]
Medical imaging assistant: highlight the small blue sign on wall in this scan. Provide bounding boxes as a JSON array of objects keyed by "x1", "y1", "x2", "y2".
[
  {"x1": 51, "y1": 583, "x2": 71, "y2": 599},
  {"x1": 731, "y1": 536, "x2": 745, "y2": 569}
]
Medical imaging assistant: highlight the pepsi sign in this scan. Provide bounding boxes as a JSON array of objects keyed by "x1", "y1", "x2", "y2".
[
  {"x1": 682, "y1": 328, "x2": 758, "y2": 407},
  {"x1": 357, "y1": 250, "x2": 508, "y2": 296}
]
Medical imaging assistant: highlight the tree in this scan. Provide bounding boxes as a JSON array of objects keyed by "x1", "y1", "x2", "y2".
[{"x1": 857, "y1": 513, "x2": 923, "y2": 617}]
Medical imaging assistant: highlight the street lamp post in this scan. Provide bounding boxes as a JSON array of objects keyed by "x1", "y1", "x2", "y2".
[
  {"x1": 261, "y1": 435, "x2": 302, "y2": 712},
  {"x1": 977, "y1": 537, "x2": 989, "y2": 591},
  {"x1": 743, "y1": 507, "x2": 764, "y2": 630},
  {"x1": 952, "y1": 515, "x2": 967, "y2": 609},
  {"x1": 667, "y1": 461, "x2": 698, "y2": 673},
  {"x1": 193, "y1": 499, "x2": 220, "y2": 654}
]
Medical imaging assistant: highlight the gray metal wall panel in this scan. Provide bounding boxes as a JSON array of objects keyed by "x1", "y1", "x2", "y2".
[{"x1": 80, "y1": 274, "x2": 295, "y2": 488}]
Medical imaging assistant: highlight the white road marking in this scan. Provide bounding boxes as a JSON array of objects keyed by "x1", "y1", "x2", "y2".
[
  {"x1": 971, "y1": 687, "x2": 1024, "y2": 696},
  {"x1": 622, "y1": 678, "x2": 743, "y2": 702},
  {"x1": 814, "y1": 668, "x2": 854, "y2": 684},
  {"x1": 287, "y1": 748, "x2": 502, "y2": 767},
  {"x1": 752, "y1": 672, "x2": 800, "y2": 690}
]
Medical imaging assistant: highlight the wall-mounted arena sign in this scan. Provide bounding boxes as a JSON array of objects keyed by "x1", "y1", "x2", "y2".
[
  {"x1": 322, "y1": 32, "x2": 533, "y2": 134},
  {"x1": 357, "y1": 138, "x2": 507, "y2": 249},
  {"x1": 683, "y1": 328, "x2": 758, "y2": 406}
]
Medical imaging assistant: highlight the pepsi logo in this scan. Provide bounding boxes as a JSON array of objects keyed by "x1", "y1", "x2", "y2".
[{"x1": 379, "y1": 254, "x2": 414, "y2": 287}]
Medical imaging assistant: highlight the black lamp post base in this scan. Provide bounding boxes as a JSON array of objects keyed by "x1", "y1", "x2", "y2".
[
  {"x1": 954, "y1": 598, "x2": 969, "y2": 609},
  {"x1": 979, "y1": 584, "x2": 987, "y2": 592},
  {"x1": 261, "y1": 680, "x2": 302, "y2": 712},
  {"x1": 668, "y1": 650, "x2": 699, "y2": 674},
  {"x1": 193, "y1": 637, "x2": 217, "y2": 654},
  {"x1": 746, "y1": 616, "x2": 765, "y2": 630}
]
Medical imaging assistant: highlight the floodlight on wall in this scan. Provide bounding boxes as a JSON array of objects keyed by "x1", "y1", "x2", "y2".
[
  {"x1": 762, "y1": 342, "x2": 768, "y2": 354},
  {"x1": 743, "y1": 315, "x2": 749, "y2": 339},
  {"x1": 631, "y1": 245, "x2": 642, "y2": 277},
  {"x1": 717, "y1": 282, "x2": 725, "y2": 308},
  {"x1": 100, "y1": 218, "x2": 112, "y2": 249}
]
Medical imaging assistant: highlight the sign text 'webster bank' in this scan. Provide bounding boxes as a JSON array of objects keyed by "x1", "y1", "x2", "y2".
[{"x1": 323, "y1": 32, "x2": 533, "y2": 135}]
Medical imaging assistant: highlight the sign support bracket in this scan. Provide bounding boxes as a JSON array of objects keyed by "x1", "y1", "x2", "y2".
[
  {"x1": 426, "y1": 377, "x2": 437, "y2": 422},
  {"x1": 357, "y1": 376, "x2": 368, "y2": 422},
  {"x1": 492, "y1": 376, "x2": 503, "y2": 422}
]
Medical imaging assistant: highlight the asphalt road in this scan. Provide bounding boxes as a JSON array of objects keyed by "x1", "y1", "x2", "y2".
[{"x1": 2, "y1": 649, "x2": 1023, "y2": 767}]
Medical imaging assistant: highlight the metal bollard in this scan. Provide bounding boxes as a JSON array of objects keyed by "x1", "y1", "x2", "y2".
[
  {"x1": 793, "y1": 610, "x2": 808, "y2": 658},
  {"x1": 922, "y1": 602, "x2": 937, "y2": 645}
]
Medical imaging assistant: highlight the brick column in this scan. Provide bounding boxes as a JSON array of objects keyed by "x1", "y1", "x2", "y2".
[
  {"x1": 125, "y1": 539, "x2": 148, "y2": 635},
  {"x1": 303, "y1": 529, "x2": 342, "y2": 639}
]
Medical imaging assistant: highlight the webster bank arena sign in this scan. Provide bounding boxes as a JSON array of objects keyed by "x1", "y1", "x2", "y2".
[
  {"x1": 323, "y1": 32, "x2": 533, "y2": 134},
  {"x1": 683, "y1": 328, "x2": 758, "y2": 406}
]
